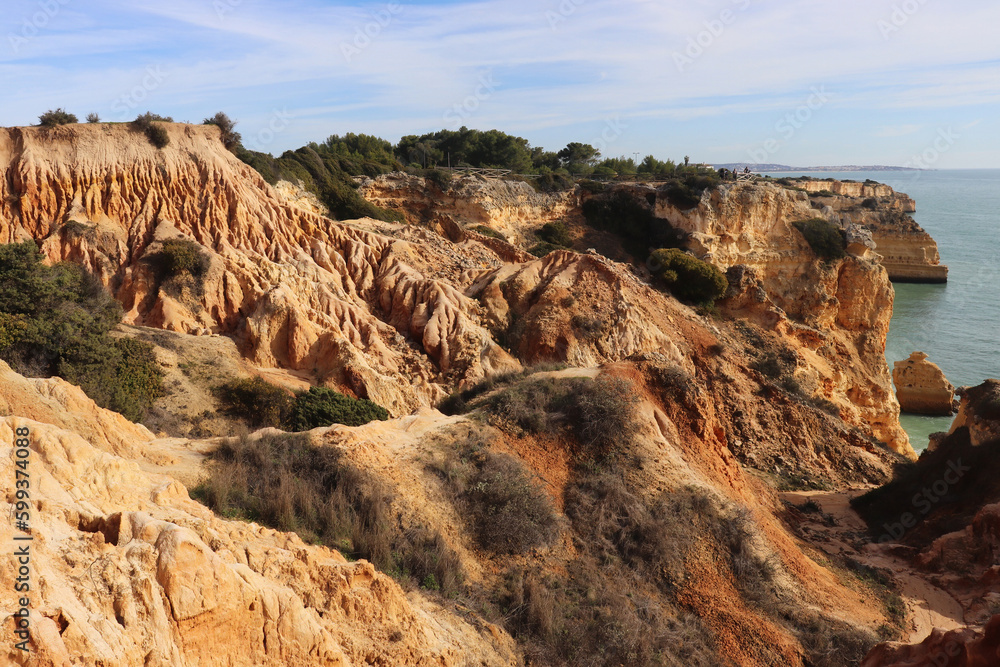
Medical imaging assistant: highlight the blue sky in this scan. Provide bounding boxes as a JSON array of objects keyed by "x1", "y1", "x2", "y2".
[{"x1": 2, "y1": 0, "x2": 1000, "y2": 167}]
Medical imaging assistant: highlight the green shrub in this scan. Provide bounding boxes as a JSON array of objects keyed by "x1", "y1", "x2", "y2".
[
  {"x1": 203, "y1": 112, "x2": 242, "y2": 151},
  {"x1": 288, "y1": 386, "x2": 389, "y2": 431},
  {"x1": 435, "y1": 434, "x2": 558, "y2": 554},
  {"x1": 74, "y1": 337, "x2": 165, "y2": 422},
  {"x1": 148, "y1": 239, "x2": 210, "y2": 281},
  {"x1": 216, "y1": 377, "x2": 295, "y2": 428},
  {"x1": 131, "y1": 112, "x2": 173, "y2": 148},
  {"x1": 793, "y1": 218, "x2": 846, "y2": 261},
  {"x1": 536, "y1": 221, "x2": 571, "y2": 248},
  {"x1": 146, "y1": 124, "x2": 170, "y2": 149},
  {"x1": 528, "y1": 241, "x2": 567, "y2": 258},
  {"x1": 193, "y1": 432, "x2": 463, "y2": 592},
  {"x1": 648, "y1": 248, "x2": 728, "y2": 304},
  {"x1": 236, "y1": 145, "x2": 405, "y2": 223},
  {"x1": 38, "y1": 108, "x2": 77, "y2": 126},
  {"x1": 86, "y1": 113, "x2": 100, "y2": 124},
  {"x1": 0, "y1": 242, "x2": 162, "y2": 421}
]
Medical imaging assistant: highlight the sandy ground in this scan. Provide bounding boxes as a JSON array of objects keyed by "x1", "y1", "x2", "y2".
[{"x1": 781, "y1": 490, "x2": 966, "y2": 642}]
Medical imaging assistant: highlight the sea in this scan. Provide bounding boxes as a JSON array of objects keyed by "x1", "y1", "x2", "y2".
[{"x1": 762, "y1": 169, "x2": 1000, "y2": 452}]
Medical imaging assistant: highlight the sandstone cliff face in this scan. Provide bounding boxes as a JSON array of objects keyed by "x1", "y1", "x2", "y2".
[
  {"x1": 861, "y1": 616, "x2": 1000, "y2": 667},
  {"x1": 358, "y1": 172, "x2": 578, "y2": 244},
  {"x1": 797, "y1": 180, "x2": 947, "y2": 283},
  {"x1": 652, "y1": 182, "x2": 912, "y2": 455},
  {"x1": 893, "y1": 351, "x2": 956, "y2": 415},
  {"x1": 0, "y1": 124, "x2": 528, "y2": 416},
  {"x1": 0, "y1": 125, "x2": 911, "y2": 458},
  {"x1": 0, "y1": 360, "x2": 517, "y2": 666}
]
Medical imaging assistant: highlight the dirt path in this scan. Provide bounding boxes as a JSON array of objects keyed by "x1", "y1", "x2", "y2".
[{"x1": 781, "y1": 490, "x2": 966, "y2": 642}]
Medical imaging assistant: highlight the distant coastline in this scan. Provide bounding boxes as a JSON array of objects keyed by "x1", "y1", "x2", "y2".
[{"x1": 713, "y1": 163, "x2": 924, "y2": 172}]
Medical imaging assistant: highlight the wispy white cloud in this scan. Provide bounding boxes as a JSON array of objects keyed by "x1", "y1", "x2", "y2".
[{"x1": 1, "y1": 0, "x2": 999, "y2": 166}]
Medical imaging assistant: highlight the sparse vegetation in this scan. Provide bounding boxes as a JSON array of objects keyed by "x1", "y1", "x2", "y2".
[
  {"x1": 0, "y1": 241, "x2": 162, "y2": 421},
  {"x1": 131, "y1": 112, "x2": 173, "y2": 148},
  {"x1": 434, "y1": 432, "x2": 558, "y2": 554},
  {"x1": 793, "y1": 218, "x2": 846, "y2": 262},
  {"x1": 486, "y1": 375, "x2": 640, "y2": 464},
  {"x1": 649, "y1": 248, "x2": 728, "y2": 304},
  {"x1": 38, "y1": 108, "x2": 77, "y2": 126},
  {"x1": 203, "y1": 112, "x2": 242, "y2": 151},
  {"x1": 86, "y1": 112, "x2": 100, "y2": 124},
  {"x1": 193, "y1": 432, "x2": 463, "y2": 592},
  {"x1": 149, "y1": 238, "x2": 210, "y2": 280},
  {"x1": 470, "y1": 225, "x2": 504, "y2": 240}
]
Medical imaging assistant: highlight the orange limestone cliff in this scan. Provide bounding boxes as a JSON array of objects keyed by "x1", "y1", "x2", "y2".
[
  {"x1": 649, "y1": 180, "x2": 912, "y2": 455},
  {"x1": 798, "y1": 179, "x2": 948, "y2": 283},
  {"x1": 892, "y1": 351, "x2": 956, "y2": 416}
]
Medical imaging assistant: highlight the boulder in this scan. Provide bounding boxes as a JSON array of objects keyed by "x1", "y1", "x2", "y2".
[{"x1": 893, "y1": 352, "x2": 956, "y2": 415}]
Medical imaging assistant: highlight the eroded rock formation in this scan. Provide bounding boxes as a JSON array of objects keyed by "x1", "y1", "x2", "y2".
[
  {"x1": 0, "y1": 361, "x2": 516, "y2": 666},
  {"x1": 893, "y1": 351, "x2": 956, "y2": 415}
]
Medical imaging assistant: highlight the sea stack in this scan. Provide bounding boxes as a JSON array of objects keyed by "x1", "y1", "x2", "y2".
[{"x1": 892, "y1": 351, "x2": 956, "y2": 415}]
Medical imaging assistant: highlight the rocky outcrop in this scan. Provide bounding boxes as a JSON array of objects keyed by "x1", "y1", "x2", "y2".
[
  {"x1": 795, "y1": 179, "x2": 947, "y2": 283},
  {"x1": 0, "y1": 124, "x2": 527, "y2": 415},
  {"x1": 358, "y1": 172, "x2": 577, "y2": 244},
  {"x1": 893, "y1": 352, "x2": 956, "y2": 415},
  {"x1": 652, "y1": 181, "x2": 912, "y2": 455},
  {"x1": 861, "y1": 615, "x2": 1000, "y2": 666},
  {"x1": 0, "y1": 361, "x2": 517, "y2": 666},
  {"x1": 948, "y1": 380, "x2": 1000, "y2": 446}
]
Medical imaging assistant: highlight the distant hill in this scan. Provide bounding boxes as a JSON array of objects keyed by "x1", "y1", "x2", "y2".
[{"x1": 713, "y1": 163, "x2": 923, "y2": 172}]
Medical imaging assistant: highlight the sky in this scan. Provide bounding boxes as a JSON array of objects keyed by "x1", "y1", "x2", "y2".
[{"x1": 2, "y1": 0, "x2": 1000, "y2": 168}]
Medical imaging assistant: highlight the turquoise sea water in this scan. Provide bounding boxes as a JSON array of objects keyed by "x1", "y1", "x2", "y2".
[{"x1": 763, "y1": 169, "x2": 1000, "y2": 451}]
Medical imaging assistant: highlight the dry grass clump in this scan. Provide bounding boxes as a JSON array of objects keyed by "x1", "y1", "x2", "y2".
[
  {"x1": 485, "y1": 375, "x2": 641, "y2": 463},
  {"x1": 194, "y1": 432, "x2": 462, "y2": 593},
  {"x1": 434, "y1": 432, "x2": 558, "y2": 555}
]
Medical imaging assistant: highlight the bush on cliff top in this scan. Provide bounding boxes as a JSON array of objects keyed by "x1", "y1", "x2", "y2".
[
  {"x1": 131, "y1": 112, "x2": 173, "y2": 148},
  {"x1": 0, "y1": 242, "x2": 162, "y2": 421},
  {"x1": 38, "y1": 108, "x2": 77, "y2": 126},
  {"x1": 649, "y1": 248, "x2": 728, "y2": 304},
  {"x1": 288, "y1": 386, "x2": 389, "y2": 431},
  {"x1": 204, "y1": 111, "x2": 242, "y2": 152},
  {"x1": 793, "y1": 218, "x2": 846, "y2": 262}
]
